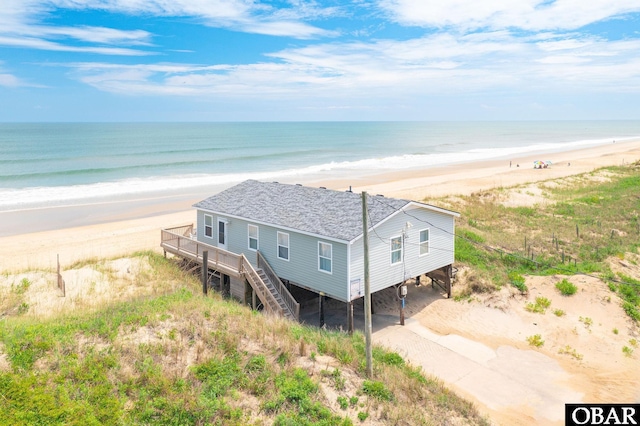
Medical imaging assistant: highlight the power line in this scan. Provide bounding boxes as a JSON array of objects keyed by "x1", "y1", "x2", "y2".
[{"x1": 368, "y1": 196, "x2": 640, "y2": 289}]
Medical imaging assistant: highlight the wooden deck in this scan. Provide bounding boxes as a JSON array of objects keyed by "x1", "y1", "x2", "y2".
[{"x1": 161, "y1": 225, "x2": 300, "y2": 320}]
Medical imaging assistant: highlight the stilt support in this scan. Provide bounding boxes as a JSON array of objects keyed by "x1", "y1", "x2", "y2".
[
  {"x1": 319, "y1": 294, "x2": 325, "y2": 328},
  {"x1": 252, "y1": 288, "x2": 257, "y2": 310},
  {"x1": 202, "y1": 251, "x2": 208, "y2": 295},
  {"x1": 347, "y1": 301, "x2": 354, "y2": 335}
]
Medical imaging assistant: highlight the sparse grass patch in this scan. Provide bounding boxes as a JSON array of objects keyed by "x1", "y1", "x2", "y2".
[
  {"x1": 526, "y1": 334, "x2": 544, "y2": 347},
  {"x1": 622, "y1": 346, "x2": 634, "y2": 357},
  {"x1": 553, "y1": 309, "x2": 565, "y2": 317},
  {"x1": 508, "y1": 271, "x2": 528, "y2": 294},
  {"x1": 555, "y1": 279, "x2": 577, "y2": 296},
  {"x1": 14, "y1": 278, "x2": 31, "y2": 294},
  {"x1": 558, "y1": 345, "x2": 583, "y2": 361},
  {"x1": 525, "y1": 297, "x2": 551, "y2": 314},
  {"x1": 579, "y1": 316, "x2": 593, "y2": 331},
  {"x1": 512, "y1": 206, "x2": 538, "y2": 217},
  {"x1": 321, "y1": 368, "x2": 346, "y2": 391},
  {"x1": 362, "y1": 380, "x2": 394, "y2": 402}
]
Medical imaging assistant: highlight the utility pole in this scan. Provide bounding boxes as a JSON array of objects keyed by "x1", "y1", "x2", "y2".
[{"x1": 362, "y1": 192, "x2": 373, "y2": 378}]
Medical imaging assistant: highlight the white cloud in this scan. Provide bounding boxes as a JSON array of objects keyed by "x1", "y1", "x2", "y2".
[
  {"x1": 0, "y1": 73, "x2": 22, "y2": 87},
  {"x1": 0, "y1": 35, "x2": 152, "y2": 55},
  {"x1": 61, "y1": 28, "x2": 640, "y2": 101},
  {"x1": 38, "y1": 25, "x2": 152, "y2": 45},
  {"x1": 0, "y1": 61, "x2": 37, "y2": 87},
  {"x1": 0, "y1": 0, "x2": 336, "y2": 59},
  {"x1": 377, "y1": 0, "x2": 640, "y2": 31},
  {"x1": 47, "y1": 0, "x2": 335, "y2": 38}
]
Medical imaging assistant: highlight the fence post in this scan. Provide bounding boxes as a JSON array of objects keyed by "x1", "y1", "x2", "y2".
[{"x1": 57, "y1": 254, "x2": 66, "y2": 297}]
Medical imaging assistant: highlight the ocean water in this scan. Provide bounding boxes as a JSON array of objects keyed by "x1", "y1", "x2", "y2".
[{"x1": 1, "y1": 121, "x2": 639, "y2": 212}]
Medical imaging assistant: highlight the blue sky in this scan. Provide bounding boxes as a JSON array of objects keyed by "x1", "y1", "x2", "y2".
[{"x1": 1, "y1": 0, "x2": 640, "y2": 121}]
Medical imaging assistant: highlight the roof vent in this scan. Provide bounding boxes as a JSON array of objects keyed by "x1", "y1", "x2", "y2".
[
  {"x1": 320, "y1": 186, "x2": 326, "y2": 189},
  {"x1": 376, "y1": 194, "x2": 384, "y2": 197},
  {"x1": 346, "y1": 186, "x2": 352, "y2": 192},
  {"x1": 296, "y1": 183, "x2": 302, "y2": 186}
]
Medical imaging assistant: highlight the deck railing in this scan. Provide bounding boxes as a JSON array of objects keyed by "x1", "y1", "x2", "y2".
[
  {"x1": 257, "y1": 250, "x2": 300, "y2": 320},
  {"x1": 161, "y1": 226, "x2": 286, "y2": 317}
]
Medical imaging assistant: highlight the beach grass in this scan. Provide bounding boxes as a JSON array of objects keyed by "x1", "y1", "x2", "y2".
[
  {"x1": 450, "y1": 163, "x2": 640, "y2": 321},
  {"x1": 0, "y1": 252, "x2": 489, "y2": 426}
]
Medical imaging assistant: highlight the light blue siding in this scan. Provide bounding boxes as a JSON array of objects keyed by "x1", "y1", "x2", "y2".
[
  {"x1": 348, "y1": 205, "x2": 456, "y2": 299},
  {"x1": 196, "y1": 209, "x2": 350, "y2": 301}
]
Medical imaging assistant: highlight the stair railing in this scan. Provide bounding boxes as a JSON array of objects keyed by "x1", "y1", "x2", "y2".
[
  {"x1": 257, "y1": 251, "x2": 300, "y2": 320},
  {"x1": 241, "y1": 255, "x2": 284, "y2": 317}
]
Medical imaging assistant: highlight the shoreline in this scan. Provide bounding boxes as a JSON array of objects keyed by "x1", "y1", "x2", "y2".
[{"x1": 0, "y1": 138, "x2": 638, "y2": 272}]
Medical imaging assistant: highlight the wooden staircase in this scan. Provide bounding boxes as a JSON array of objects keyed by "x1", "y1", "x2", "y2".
[
  {"x1": 256, "y1": 269, "x2": 296, "y2": 320},
  {"x1": 161, "y1": 225, "x2": 300, "y2": 320}
]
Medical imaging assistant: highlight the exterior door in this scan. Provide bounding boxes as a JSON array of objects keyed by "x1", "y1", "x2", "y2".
[{"x1": 217, "y1": 219, "x2": 227, "y2": 250}]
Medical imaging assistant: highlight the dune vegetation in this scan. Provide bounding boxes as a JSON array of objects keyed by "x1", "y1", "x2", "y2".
[
  {"x1": 0, "y1": 252, "x2": 488, "y2": 425},
  {"x1": 441, "y1": 163, "x2": 640, "y2": 323}
]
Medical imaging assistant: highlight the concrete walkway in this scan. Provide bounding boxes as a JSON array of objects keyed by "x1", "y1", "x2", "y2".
[{"x1": 371, "y1": 315, "x2": 583, "y2": 425}]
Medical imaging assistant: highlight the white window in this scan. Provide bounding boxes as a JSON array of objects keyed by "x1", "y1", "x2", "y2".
[
  {"x1": 419, "y1": 229, "x2": 430, "y2": 256},
  {"x1": 248, "y1": 224, "x2": 259, "y2": 251},
  {"x1": 318, "y1": 242, "x2": 332, "y2": 274},
  {"x1": 391, "y1": 236, "x2": 402, "y2": 264},
  {"x1": 204, "y1": 214, "x2": 213, "y2": 238},
  {"x1": 277, "y1": 232, "x2": 289, "y2": 260}
]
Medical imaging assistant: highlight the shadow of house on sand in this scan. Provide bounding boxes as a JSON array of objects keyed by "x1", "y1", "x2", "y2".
[{"x1": 298, "y1": 276, "x2": 451, "y2": 332}]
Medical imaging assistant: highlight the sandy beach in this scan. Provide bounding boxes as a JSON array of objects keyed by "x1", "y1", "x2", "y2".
[
  {"x1": 1, "y1": 138, "x2": 639, "y2": 425},
  {"x1": 1, "y1": 139, "x2": 638, "y2": 272}
]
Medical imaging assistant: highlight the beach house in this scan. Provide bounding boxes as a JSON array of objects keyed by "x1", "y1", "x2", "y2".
[{"x1": 161, "y1": 180, "x2": 459, "y2": 323}]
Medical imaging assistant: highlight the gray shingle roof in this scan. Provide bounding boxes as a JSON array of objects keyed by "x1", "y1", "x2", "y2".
[{"x1": 193, "y1": 180, "x2": 411, "y2": 241}]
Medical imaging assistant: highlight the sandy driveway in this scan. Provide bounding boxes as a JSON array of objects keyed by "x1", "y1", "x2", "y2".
[{"x1": 373, "y1": 315, "x2": 580, "y2": 425}]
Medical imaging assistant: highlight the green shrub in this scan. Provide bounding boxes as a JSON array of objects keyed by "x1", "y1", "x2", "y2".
[
  {"x1": 555, "y1": 279, "x2": 577, "y2": 296},
  {"x1": 362, "y1": 380, "x2": 393, "y2": 402},
  {"x1": 623, "y1": 302, "x2": 640, "y2": 322},
  {"x1": 526, "y1": 334, "x2": 544, "y2": 347},
  {"x1": 337, "y1": 396, "x2": 348, "y2": 410},
  {"x1": 373, "y1": 348, "x2": 404, "y2": 367},
  {"x1": 508, "y1": 272, "x2": 528, "y2": 294},
  {"x1": 525, "y1": 297, "x2": 551, "y2": 314}
]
